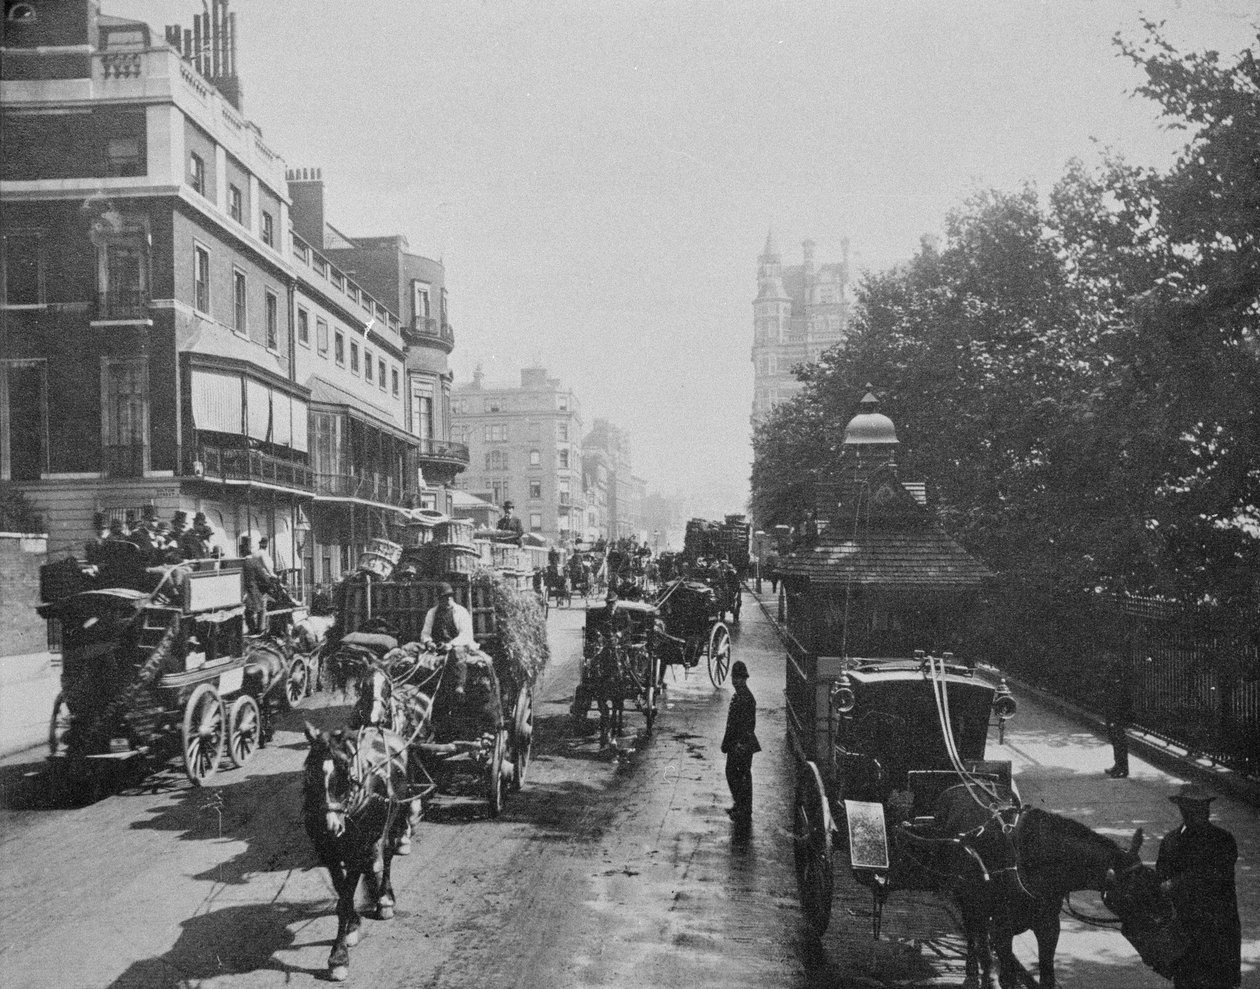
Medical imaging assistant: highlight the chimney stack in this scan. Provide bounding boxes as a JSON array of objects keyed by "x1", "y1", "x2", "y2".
[{"x1": 166, "y1": 0, "x2": 244, "y2": 111}]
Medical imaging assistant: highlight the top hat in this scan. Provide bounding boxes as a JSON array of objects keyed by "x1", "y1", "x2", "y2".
[
  {"x1": 1169, "y1": 784, "x2": 1215, "y2": 805},
  {"x1": 108, "y1": 518, "x2": 124, "y2": 532},
  {"x1": 172, "y1": 510, "x2": 188, "y2": 523},
  {"x1": 142, "y1": 504, "x2": 158, "y2": 520},
  {"x1": 124, "y1": 511, "x2": 137, "y2": 523},
  {"x1": 731, "y1": 660, "x2": 749, "y2": 678},
  {"x1": 193, "y1": 512, "x2": 208, "y2": 523},
  {"x1": 437, "y1": 582, "x2": 455, "y2": 597}
]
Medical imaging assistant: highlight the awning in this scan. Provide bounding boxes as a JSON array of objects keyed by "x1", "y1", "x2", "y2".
[
  {"x1": 190, "y1": 369, "x2": 243, "y2": 435},
  {"x1": 191, "y1": 366, "x2": 309, "y2": 454}
]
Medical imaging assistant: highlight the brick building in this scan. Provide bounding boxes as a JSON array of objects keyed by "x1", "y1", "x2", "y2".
[
  {"x1": 0, "y1": 0, "x2": 467, "y2": 592},
  {"x1": 451, "y1": 366, "x2": 582, "y2": 546},
  {"x1": 751, "y1": 231, "x2": 853, "y2": 424},
  {"x1": 582, "y1": 418, "x2": 644, "y2": 542}
]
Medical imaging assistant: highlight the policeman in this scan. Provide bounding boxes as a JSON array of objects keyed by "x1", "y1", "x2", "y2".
[
  {"x1": 1156, "y1": 784, "x2": 1241, "y2": 989},
  {"x1": 720, "y1": 660, "x2": 760, "y2": 828}
]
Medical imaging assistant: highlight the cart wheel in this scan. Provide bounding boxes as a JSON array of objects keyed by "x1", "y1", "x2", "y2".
[
  {"x1": 707, "y1": 623, "x2": 732, "y2": 688},
  {"x1": 182, "y1": 683, "x2": 225, "y2": 786},
  {"x1": 510, "y1": 684, "x2": 533, "y2": 792},
  {"x1": 282, "y1": 655, "x2": 309, "y2": 711},
  {"x1": 226, "y1": 694, "x2": 262, "y2": 768},
  {"x1": 645, "y1": 653, "x2": 661, "y2": 734},
  {"x1": 49, "y1": 692, "x2": 72, "y2": 758},
  {"x1": 486, "y1": 729, "x2": 506, "y2": 817},
  {"x1": 794, "y1": 761, "x2": 835, "y2": 935}
]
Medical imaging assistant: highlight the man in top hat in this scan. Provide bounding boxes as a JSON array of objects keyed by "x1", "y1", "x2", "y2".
[
  {"x1": 497, "y1": 500, "x2": 524, "y2": 542},
  {"x1": 421, "y1": 583, "x2": 477, "y2": 695},
  {"x1": 1156, "y1": 784, "x2": 1241, "y2": 988},
  {"x1": 126, "y1": 505, "x2": 158, "y2": 556},
  {"x1": 720, "y1": 660, "x2": 761, "y2": 828},
  {"x1": 179, "y1": 512, "x2": 211, "y2": 560}
]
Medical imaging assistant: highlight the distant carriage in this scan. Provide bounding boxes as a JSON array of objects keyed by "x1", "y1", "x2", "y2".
[{"x1": 653, "y1": 578, "x2": 733, "y2": 687}]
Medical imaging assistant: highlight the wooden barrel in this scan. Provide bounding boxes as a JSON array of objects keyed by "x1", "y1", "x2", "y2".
[
  {"x1": 434, "y1": 519, "x2": 475, "y2": 548},
  {"x1": 367, "y1": 538, "x2": 403, "y2": 564},
  {"x1": 434, "y1": 545, "x2": 479, "y2": 575},
  {"x1": 357, "y1": 552, "x2": 394, "y2": 579}
]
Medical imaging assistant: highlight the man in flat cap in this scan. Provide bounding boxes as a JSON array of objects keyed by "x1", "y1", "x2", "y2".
[
  {"x1": 1156, "y1": 784, "x2": 1241, "y2": 988},
  {"x1": 720, "y1": 660, "x2": 760, "y2": 829},
  {"x1": 421, "y1": 583, "x2": 477, "y2": 697}
]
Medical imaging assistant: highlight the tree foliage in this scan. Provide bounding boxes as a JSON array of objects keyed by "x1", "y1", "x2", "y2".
[{"x1": 750, "y1": 24, "x2": 1260, "y2": 618}]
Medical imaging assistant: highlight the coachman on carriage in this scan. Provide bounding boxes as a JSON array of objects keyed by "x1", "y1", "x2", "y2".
[{"x1": 782, "y1": 389, "x2": 1179, "y2": 987}]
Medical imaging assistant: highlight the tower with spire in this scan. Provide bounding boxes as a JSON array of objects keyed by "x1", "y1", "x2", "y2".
[{"x1": 750, "y1": 230, "x2": 853, "y2": 425}]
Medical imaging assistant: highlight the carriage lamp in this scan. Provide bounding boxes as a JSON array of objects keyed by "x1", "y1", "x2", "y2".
[
  {"x1": 992, "y1": 679, "x2": 1017, "y2": 721},
  {"x1": 832, "y1": 672, "x2": 856, "y2": 714}
]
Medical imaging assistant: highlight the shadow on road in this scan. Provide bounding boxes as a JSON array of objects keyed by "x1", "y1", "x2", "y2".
[{"x1": 104, "y1": 902, "x2": 327, "y2": 988}]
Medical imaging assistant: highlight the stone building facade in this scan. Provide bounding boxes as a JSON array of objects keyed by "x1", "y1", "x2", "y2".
[
  {"x1": 0, "y1": 0, "x2": 467, "y2": 595},
  {"x1": 451, "y1": 367, "x2": 583, "y2": 546},
  {"x1": 751, "y1": 231, "x2": 853, "y2": 424}
]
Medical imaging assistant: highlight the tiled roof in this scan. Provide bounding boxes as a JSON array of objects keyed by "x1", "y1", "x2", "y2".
[{"x1": 778, "y1": 528, "x2": 992, "y2": 587}]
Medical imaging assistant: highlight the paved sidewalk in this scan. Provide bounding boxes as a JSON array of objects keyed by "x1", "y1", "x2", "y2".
[{"x1": 0, "y1": 651, "x2": 58, "y2": 760}]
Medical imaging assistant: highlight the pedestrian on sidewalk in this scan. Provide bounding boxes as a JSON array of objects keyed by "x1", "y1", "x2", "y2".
[
  {"x1": 721, "y1": 660, "x2": 760, "y2": 827},
  {"x1": 1104, "y1": 653, "x2": 1133, "y2": 778},
  {"x1": 1156, "y1": 784, "x2": 1241, "y2": 989}
]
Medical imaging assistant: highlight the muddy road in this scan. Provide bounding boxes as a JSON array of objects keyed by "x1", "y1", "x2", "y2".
[{"x1": 1, "y1": 592, "x2": 1212, "y2": 988}]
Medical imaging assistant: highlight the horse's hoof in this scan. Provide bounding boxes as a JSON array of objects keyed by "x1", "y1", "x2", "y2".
[
  {"x1": 395, "y1": 838, "x2": 411, "y2": 855},
  {"x1": 378, "y1": 903, "x2": 395, "y2": 920},
  {"x1": 345, "y1": 929, "x2": 360, "y2": 947},
  {"x1": 330, "y1": 965, "x2": 349, "y2": 982}
]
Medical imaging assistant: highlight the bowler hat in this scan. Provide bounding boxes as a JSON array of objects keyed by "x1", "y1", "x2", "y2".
[
  {"x1": 503, "y1": 501, "x2": 515, "y2": 510},
  {"x1": 1169, "y1": 784, "x2": 1215, "y2": 805},
  {"x1": 437, "y1": 582, "x2": 455, "y2": 597},
  {"x1": 731, "y1": 660, "x2": 749, "y2": 678}
]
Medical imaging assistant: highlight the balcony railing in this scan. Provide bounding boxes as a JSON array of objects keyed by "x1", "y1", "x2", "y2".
[
  {"x1": 97, "y1": 286, "x2": 149, "y2": 320},
  {"x1": 417, "y1": 438, "x2": 469, "y2": 466},
  {"x1": 315, "y1": 473, "x2": 420, "y2": 508},
  {"x1": 194, "y1": 444, "x2": 314, "y2": 493},
  {"x1": 402, "y1": 316, "x2": 455, "y2": 349},
  {"x1": 104, "y1": 444, "x2": 146, "y2": 478}
]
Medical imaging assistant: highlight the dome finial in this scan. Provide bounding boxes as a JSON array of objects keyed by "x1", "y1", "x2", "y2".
[{"x1": 843, "y1": 385, "x2": 899, "y2": 446}]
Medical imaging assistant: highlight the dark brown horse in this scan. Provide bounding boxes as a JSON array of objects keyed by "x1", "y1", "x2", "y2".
[
  {"x1": 586, "y1": 630, "x2": 633, "y2": 747},
  {"x1": 302, "y1": 724, "x2": 412, "y2": 982},
  {"x1": 930, "y1": 784, "x2": 1175, "y2": 989}
]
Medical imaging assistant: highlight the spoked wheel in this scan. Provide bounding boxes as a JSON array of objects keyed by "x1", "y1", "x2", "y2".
[
  {"x1": 644, "y1": 653, "x2": 660, "y2": 735},
  {"x1": 510, "y1": 684, "x2": 533, "y2": 792},
  {"x1": 48, "y1": 692, "x2": 72, "y2": 758},
  {"x1": 794, "y1": 761, "x2": 835, "y2": 935},
  {"x1": 226, "y1": 694, "x2": 262, "y2": 768},
  {"x1": 182, "y1": 683, "x2": 225, "y2": 786},
  {"x1": 486, "y1": 728, "x2": 506, "y2": 817},
  {"x1": 707, "y1": 622, "x2": 732, "y2": 688},
  {"x1": 282, "y1": 655, "x2": 309, "y2": 710}
]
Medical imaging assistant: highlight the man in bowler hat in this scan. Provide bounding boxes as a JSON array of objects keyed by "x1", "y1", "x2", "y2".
[
  {"x1": 1156, "y1": 784, "x2": 1241, "y2": 988},
  {"x1": 720, "y1": 660, "x2": 760, "y2": 826}
]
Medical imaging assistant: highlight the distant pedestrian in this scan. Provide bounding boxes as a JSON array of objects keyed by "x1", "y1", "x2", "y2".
[
  {"x1": 720, "y1": 660, "x2": 760, "y2": 827},
  {"x1": 1104, "y1": 654, "x2": 1133, "y2": 778},
  {"x1": 1156, "y1": 784, "x2": 1241, "y2": 989},
  {"x1": 766, "y1": 552, "x2": 780, "y2": 594}
]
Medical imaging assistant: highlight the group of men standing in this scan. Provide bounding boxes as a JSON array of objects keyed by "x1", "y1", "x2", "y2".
[{"x1": 89, "y1": 507, "x2": 219, "y2": 565}]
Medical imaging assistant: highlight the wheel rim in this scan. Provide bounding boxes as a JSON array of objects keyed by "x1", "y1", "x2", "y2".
[
  {"x1": 512, "y1": 687, "x2": 533, "y2": 790},
  {"x1": 228, "y1": 696, "x2": 260, "y2": 767},
  {"x1": 708, "y1": 624, "x2": 731, "y2": 687},
  {"x1": 487, "y1": 730, "x2": 505, "y2": 816},
  {"x1": 286, "y1": 658, "x2": 308, "y2": 707},
  {"x1": 183, "y1": 685, "x2": 224, "y2": 785}
]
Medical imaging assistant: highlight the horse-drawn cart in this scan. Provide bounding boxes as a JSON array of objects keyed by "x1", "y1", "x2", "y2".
[
  {"x1": 40, "y1": 558, "x2": 315, "y2": 790},
  {"x1": 654, "y1": 578, "x2": 733, "y2": 687},
  {"x1": 572, "y1": 599, "x2": 663, "y2": 743},
  {"x1": 332, "y1": 575, "x2": 541, "y2": 816}
]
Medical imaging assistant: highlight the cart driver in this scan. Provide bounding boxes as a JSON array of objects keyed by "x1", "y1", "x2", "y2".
[{"x1": 421, "y1": 583, "x2": 478, "y2": 697}]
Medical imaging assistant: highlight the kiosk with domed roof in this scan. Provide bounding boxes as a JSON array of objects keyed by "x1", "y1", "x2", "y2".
[{"x1": 780, "y1": 386, "x2": 1019, "y2": 939}]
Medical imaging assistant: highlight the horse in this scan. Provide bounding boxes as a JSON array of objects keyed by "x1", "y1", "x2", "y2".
[
  {"x1": 585, "y1": 630, "x2": 633, "y2": 747},
  {"x1": 301, "y1": 724, "x2": 412, "y2": 982},
  {"x1": 349, "y1": 665, "x2": 434, "y2": 853},
  {"x1": 930, "y1": 784, "x2": 1175, "y2": 989}
]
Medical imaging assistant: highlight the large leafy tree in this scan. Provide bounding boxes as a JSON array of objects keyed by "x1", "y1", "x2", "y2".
[{"x1": 750, "y1": 23, "x2": 1260, "y2": 617}]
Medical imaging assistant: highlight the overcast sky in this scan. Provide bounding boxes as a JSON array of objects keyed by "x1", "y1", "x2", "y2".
[{"x1": 113, "y1": 0, "x2": 1258, "y2": 518}]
